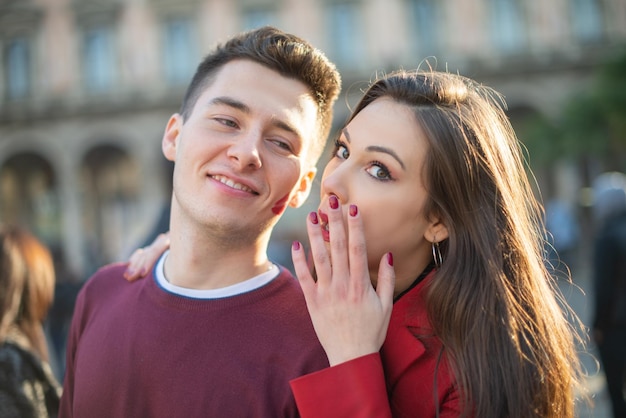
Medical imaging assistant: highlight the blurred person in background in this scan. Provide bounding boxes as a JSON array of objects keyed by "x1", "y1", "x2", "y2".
[
  {"x1": 545, "y1": 197, "x2": 580, "y2": 278},
  {"x1": 592, "y1": 171, "x2": 626, "y2": 418},
  {"x1": 45, "y1": 248, "x2": 81, "y2": 382},
  {"x1": 0, "y1": 225, "x2": 61, "y2": 418}
]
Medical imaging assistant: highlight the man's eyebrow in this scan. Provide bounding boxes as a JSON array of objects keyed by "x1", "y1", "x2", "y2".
[
  {"x1": 209, "y1": 96, "x2": 250, "y2": 113},
  {"x1": 342, "y1": 128, "x2": 406, "y2": 170},
  {"x1": 271, "y1": 117, "x2": 300, "y2": 137},
  {"x1": 209, "y1": 96, "x2": 300, "y2": 137}
]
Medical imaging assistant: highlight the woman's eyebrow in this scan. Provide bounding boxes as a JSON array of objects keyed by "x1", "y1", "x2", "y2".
[
  {"x1": 366, "y1": 145, "x2": 405, "y2": 170},
  {"x1": 342, "y1": 128, "x2": 351, "y2": 143},
  {"x1": 343, "y1": 128, "x2": 405, "y2": 170}
]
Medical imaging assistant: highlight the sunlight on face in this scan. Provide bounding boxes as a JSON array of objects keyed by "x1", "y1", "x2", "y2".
[{"x1": 165, "y1": 60, "x2": 319, "y2": 242}]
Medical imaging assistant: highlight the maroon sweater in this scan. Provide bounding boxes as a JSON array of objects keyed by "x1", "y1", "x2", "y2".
[{"x1": 59, "y1": 263, "x2": 328, "y2": 418}]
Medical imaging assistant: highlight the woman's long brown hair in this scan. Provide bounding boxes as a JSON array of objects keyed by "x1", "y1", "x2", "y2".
[
  {"x1": 0, "y1": 225, "x2": 56, "y2": 362},
  {"x1": 350, "y1": 70, "x2": 585, "y2": 417}
]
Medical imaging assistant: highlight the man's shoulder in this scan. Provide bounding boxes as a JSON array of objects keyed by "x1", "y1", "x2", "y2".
[
  {"x1": 71, "y1": 262, "x2": 146, "y2": 326},
  {"x1": 79, "y1": 262, "x2": 136, "y2": 299},
  {"x1": 275, "y1": 265, "x2": 296, "y2": 280},
  {"x1": 263, "y1": 266, "x2": 311, "y2": 315},
  {"x1": 272, "y1": 266, "x2": 303, "y2": 293}
]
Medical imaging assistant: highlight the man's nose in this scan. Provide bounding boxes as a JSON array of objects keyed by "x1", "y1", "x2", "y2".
[{"x1": 227, "y1": 131, "x2": 262, "y2": 170}]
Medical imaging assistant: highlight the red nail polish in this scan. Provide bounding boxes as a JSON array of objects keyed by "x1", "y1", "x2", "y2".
[
  {"x1": 329, "y1": 195, "x2": 339, "y2": 210},
  {"x1": 292, "y1": 241, "x2": 301, "y2": 251},
  {"x1": 387, "y1": 252, "x2": 393, "y2": 266},
  {"x1": 309, "y1": 212, "x2": 318, "y2": 224},
  {"x1": 349, "y1": 204, "x2": 358, "y2": 217}
]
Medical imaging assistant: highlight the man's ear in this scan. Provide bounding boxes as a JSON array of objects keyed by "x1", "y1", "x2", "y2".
[
  {"x1": 289, "y1": 167, "x2": 317, "y2": 209},
  {"x1": 425, "y1": 216, "x2": 449, "y2": 243},
  {"x1": 162, "y1": 114, "x2": 182, "y2": 162}
]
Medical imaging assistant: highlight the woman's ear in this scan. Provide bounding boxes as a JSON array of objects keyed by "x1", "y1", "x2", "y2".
[
  {"x1": 425, "y1": 217, "x2": 449, "y2": 243},
  {"x1": 162, "y1": 114, "x2": 182, "y2": 162},
  {"x1": 289, "y1": 168, "x2": 317, "y2": 208}
]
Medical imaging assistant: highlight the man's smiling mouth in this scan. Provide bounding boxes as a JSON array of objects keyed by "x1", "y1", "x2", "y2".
[{"x1": 211, "y1": 175, "x2": 258, "y2": 194}]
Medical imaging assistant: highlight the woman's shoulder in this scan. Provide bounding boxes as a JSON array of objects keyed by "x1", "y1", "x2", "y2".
[
  {"x1": 0, "y1": 339, "x2": 53, "y2": 384},
  {"x1": 0, "y1": 341, "x2": 61, "y2": 418}
]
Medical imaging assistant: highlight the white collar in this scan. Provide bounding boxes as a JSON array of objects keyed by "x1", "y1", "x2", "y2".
[{"x1": 154, "y1": 250, "x2": 278, "y2": 299}]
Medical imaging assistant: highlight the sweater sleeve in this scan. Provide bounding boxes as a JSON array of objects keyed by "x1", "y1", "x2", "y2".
[{"x1": 290, "y1": 353, "x2": 392, "y2": 418}]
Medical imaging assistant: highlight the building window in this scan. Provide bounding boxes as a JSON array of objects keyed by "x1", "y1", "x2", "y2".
[
  {"x1": 81, "y1": 144, "x2": 139, "y2": 272},
  {"x1": 83, "y1": 26, "x2": 116, "y2": 92},
  {"x1": 571, "y1": 0, "x2": 603, "y2": 42},
  {"x1": 327, "y1": 2, "x2": 364, "y2": 69},
  {"x1": 407, "y1": 0, "x2": 440, "y2": 60},
  {"x1": 489, "y1": 0, "x2": 526, "y2": 54},
  {"x1": 4, "y1": 37, "x2": 31, "y2": 99},
  {"x1": 0, "y1": 153, "x2": 60, "y2": 244},
  {"x1": 163, "y1": 17, "x2": 197, "y2": 86}
]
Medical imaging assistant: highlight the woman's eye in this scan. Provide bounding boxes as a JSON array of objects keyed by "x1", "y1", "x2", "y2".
[
  {"x1": 366, "y1": 164, "x2": 392, "y2": 181},
  {"x1": 334, "y1": 144, "x2": 349, "y2": 160}
]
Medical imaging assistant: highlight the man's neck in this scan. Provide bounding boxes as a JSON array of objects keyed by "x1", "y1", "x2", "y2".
[{"x1": 164, "y1": 224, "x2": 273, "y2": 290}]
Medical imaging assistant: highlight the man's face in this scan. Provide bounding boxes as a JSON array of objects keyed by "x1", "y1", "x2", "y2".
[{"x1": 162, "y1": 59, "x2": 319, "y2": 241}]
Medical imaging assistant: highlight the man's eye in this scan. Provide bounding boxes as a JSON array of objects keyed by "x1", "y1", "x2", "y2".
[
  {"x1": 216, "y1": 118, "x2": 238, "y2": 128},
  {"x1": 271, "y1": 139, "x2": 293, "y2": 152}
]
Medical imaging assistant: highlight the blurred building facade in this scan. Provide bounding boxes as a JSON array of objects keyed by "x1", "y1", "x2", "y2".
[{"x1": 1, "y1": 0, "x2": 625, "y2": 278}]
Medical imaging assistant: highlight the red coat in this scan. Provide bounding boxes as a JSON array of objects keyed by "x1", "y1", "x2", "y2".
[{"x1": 290, "y1": 272, "x2": 463, "y2": 417}]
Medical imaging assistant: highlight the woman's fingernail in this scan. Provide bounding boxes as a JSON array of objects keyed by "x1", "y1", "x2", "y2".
[
  {"x1": 292, "y1": 241, "x2": 301, "y2": 251},
  {"x1": 387, "y1": 252, "x2": 394, "y2": 266},
  {"x1": 140, "y1": 268, "x2": 148, "y2": 277},
  {"x1": 125, "y1": 269, "x2": 135, "y2": 277},
  {"x1": 309, "y1": 212, "x2": 319, "y2": 224},
  {"x1": 329, "y1": 195, "x2": 339, "y2": 210},
  {"x1": 349, "y1": 204, "x2": 358, "y2": 217}
]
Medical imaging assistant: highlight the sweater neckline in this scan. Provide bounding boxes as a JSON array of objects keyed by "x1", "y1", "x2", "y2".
[
  {"x1": 145, "y1": 262, "x2": 292, "y2": 312},
  {"x1": 154, "y1": 250, "x2": 279, "y2": 299}
]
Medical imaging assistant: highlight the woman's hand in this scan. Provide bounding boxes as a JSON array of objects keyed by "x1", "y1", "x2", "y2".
[
  {"x1": 123, "y1": 232, "x2": 171, "y2": 281},
  {"x1": 291, "y1": 200, "x2": 395, "y2": 366}
]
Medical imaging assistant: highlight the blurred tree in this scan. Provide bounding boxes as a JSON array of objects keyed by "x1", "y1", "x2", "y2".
[
  {"x1": 519, "y1": 51, "x2": 626, "y2": 170},
  {"x1": 517, "y1": 112, "x2": 563, "y2": 165},
  {"x1": 596, "y1": 52, "x2": 626, "y2": 168},
  {"x1": 561, "y1": 52, "x2": 626, "y2": 169}
]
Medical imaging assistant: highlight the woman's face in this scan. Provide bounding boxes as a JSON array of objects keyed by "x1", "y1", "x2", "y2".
[{"x1": 319, "y1": 97, "x2": 447, "y2": 295}]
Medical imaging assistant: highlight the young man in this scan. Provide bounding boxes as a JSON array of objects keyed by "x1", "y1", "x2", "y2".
[{"x1": 59, "y1": 27, "x2": 341, "y2": 417}]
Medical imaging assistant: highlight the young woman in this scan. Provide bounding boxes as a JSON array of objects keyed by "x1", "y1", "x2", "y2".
[
  {"x1": 126, "y1": 69, "x2": 585, "y2": 417},
  {"x1": 0, "y1": 225, "x2": 61, "y2": 417}
]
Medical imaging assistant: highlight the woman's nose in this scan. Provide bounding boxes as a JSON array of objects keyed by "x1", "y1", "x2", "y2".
[{"x1": 321, "y1": 164, "x2": 347, "y2": 203}]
